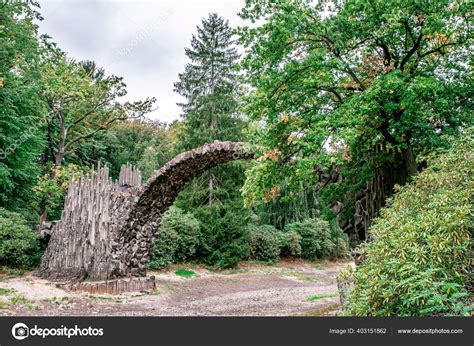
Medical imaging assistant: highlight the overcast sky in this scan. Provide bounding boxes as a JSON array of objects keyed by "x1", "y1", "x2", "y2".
[{"x1": 37, "y1": 0, "x2": 248, "y2": 123}]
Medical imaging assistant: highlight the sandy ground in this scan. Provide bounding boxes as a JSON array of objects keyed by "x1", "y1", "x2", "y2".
[{"x1": 0, "y1": 259, "x2": 353, "y2": 316}]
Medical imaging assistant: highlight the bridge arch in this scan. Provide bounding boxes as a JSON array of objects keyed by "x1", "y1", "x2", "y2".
[{"x1": 109, "y1": 141, "x2": 253, "y2": 278}]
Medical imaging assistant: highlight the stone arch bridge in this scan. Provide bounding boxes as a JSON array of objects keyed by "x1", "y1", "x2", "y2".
[
  {"x1": 40, "y1": 141, "x2": 253, "y2": 290},
  {"x1": 40, "y1": 140, "x2": 391, "y2": 293}
]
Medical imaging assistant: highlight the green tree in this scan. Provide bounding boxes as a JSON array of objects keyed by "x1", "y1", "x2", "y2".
[
  {"x1": 37, "y1": 49, "x2": 156, "y2": 223},
  {"x1": 0, "y1": 2, "x2": 45, "y2": 216},
  {"x1": 173, "y1": 13, "x2": 250, "y2": 268},
  {"x1": 238, "y1": 0, "x2": 472, "y2": 211},
  {"x1": 98, "y1": 119, "x2": 173, "y2": 180},
  {"x1": 174, "y1": 13, "x2": 242, "y2": 149},
  {"x1": 33, "y1": 163, "x2": 90, "y2": 221},
  {"x1": 40, "y1": 51, "x2": 156, "y2": 169},
  {"x1": 253, "y1": 182, "x2": 322, "y2": 230}
]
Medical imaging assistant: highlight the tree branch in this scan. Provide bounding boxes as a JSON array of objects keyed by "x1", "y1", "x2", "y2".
[
  {"x1": 400, "y1": 31, "x2": 424, "y2": 72},
  {"x1": 374, "y1": 37, "x2": 392, "y2": 66},
  {"x1": 65, "y1": 97, "x2": 111, "y2": 131},
  {"x1": 418, "y1": 41, "x2": 458, "y2": 59},
  {"x1": 63, "y1": 117, "x2": 120, "y2": 153}
]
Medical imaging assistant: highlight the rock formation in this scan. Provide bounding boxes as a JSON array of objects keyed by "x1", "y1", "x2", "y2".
[{"x1": 40, "y1": 141, "x2": 253, "y2": 281}]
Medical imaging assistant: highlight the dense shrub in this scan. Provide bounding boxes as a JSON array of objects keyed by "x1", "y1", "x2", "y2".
[
  {"x1": 248, "y1": 225, "x2": 281, "y2": 262},
  {"x1": 0, "y1": 208, "x2": 42, "y2": 268},
  {"x1": 284, "y1": 218, "x2": 335, "y2": 259},
  {"x1": 162, "y1": 207, "x2": 201, "y2": 261},
  {"x1": 277, "y1": 230, "x2": 302, "y2": 257},
  {"x1": 346, "y1": 136, "x2": 473, "y2": 316},
  {"x1": 195, "y1": 202, "x2": 250, "y2": 269},
  {"x1": 148, "y1": 226, "x2": 179, "y2": 270},
  {"x1": 207, "y1": 239, "x2": 250, "y2": 269},
  {"x1": 328, "y1": 220, "x2": 350, "y2": 258},
  {"x1": 149, "y1": 207, "x2": 201, "y2": 269}
]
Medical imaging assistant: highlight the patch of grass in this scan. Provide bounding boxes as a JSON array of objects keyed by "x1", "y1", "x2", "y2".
[
  {"x1": 28, "y1": 304, "x2": 41, "y2": 311},
  {"x1": 247, "y1": 260, "x2": 275, "y2": 267},
  {"x1": 175, "y1": 268, "x2": 196, "y2": 278},
  {"x1": 0, "y1": 267, "x2": 28, "y2": 281},
  {"x1": 0, "y1": 288, "x2": 15, "y2": 296},
  {"x1": 307, "y1": 293, "x2": 338, "y2": 302},
  {"x1": 0, "y1": 300, "x2": 9, "y2": 309},
  {"x1": 289, "y1": 272, "x2": 317, "y2": 282},
  {"x1": 311, "y1": 259, "x2": 337, "y2": 270},
  {"x1": 9, "y1": 295, "x2": 30, "y2": 305},
  {"x1": 8, "y1": 294, "x2": 38, "y2": 310},
  {"x1": 49, "y1": 296, "x2": 72, "y2": 306}
]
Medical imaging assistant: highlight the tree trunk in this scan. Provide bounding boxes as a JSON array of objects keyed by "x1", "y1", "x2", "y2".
[
  {"x1": 38, "y1": 166, "x2": 59, "y2": 228},
  {"x1": 39, "y1": 126, "x2": 66, "y2": 227},
  {"x1": 402, "y1": 145, "x2": 417, "y2": 176},
  {"x1": 55, "y1": 124, "x2": 67, "y2": 167},
  {"x1": 208, "y1": 173, "x2": 214, "y2": 207}
]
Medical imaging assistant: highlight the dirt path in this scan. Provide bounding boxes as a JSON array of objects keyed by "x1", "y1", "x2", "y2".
[{"x1": 0, "y1": 259, "x2": 353, "y2": 316}]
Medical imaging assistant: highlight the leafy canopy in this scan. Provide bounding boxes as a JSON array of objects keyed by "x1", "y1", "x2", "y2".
[
  {"x1": 238, "y1": 0, "x2": 472, "y2": 206},
  {"x1": 0, "y1": 2, "x2": 46, "y2": 213}
]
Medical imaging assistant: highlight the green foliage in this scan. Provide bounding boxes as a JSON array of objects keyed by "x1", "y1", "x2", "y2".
[
  {"x1": 253, "y1": 182, "x2": 322, "y2": 230},
  {"x1": 0, "y1": 288, "x2": 14, "y2": 296},
  {"x1": 9, "y1": 294, "x2": 30, "y2": 305},
  {"x1": 174, "y1": 164, "x2": 252, "y2": 269},
  {"x1": 161, "y1": 207, "x2": 201, "y2": 262},
  {"x1": 194, "y1": 202, "x2": 251, "y2": 269},
  {"x1": 346, "y1": 135, "x2": 473, "y2": 316},
  {"x1": 284, "y1": 219, "x2": 332, "y2": 260},
  {"x1": 1, "y1": 1, "x2": 159, "y2": 224},
  {"x1": 149, "y1": 226, "x2": 179, "y2": 270},
  {"x1": 248, "y1": 225, "x2": 281, "y2": 263},
  {"x1": 0, "y1": 208, "x2": 42, "y2": 268},
  {"x1": 98, "y1": 120, "x2": 173, "y2": 180},
  {"x1": 149, "y1": 207, "x2": 201, "y2": 269},
  {"x1": 277, "y1": 230, "x2": 302, "y2": 257},
  {"x1": 248, "y1": 217, "x2": 347, "y2": 261},
  {"x1": 174, "y1": 13, "x2": 242, "y2": 149},
  {"x1": 33, "y1": 164, "x2": 90, "y2": 220},
  {"x1": 307, "y1": 293, "x2": 338, "y2": 301},
  {"x1": 175, "y1": 268, "x2": 196, "y2": 278},
  {"x1": 0, "y1": 2, "x2": 45, "y2": 213},
  {"x1": 328, "y1": 220, "x2": 350, "y2": 258},
  {"x1": 39, "y1": 50, "x2": 156, "y2": 169},
  {"x1": 238, "y1": 0, "x2": 473, "y2": 207},
  {"x1": 172, "y1": 13, "x2": 250, "y2": 270}
]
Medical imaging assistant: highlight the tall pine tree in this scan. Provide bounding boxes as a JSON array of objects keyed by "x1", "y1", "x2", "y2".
[
  {"x1": 173, "y1": 13, "x2": 250, "y2": 268},
  {"x1": 174, "y1": 13, "x2": 241, "y2": 149}
]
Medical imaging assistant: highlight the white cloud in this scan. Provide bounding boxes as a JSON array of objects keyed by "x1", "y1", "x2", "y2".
[{"x1": 37, "y1": 0, "x2": 247, "y2": 123}]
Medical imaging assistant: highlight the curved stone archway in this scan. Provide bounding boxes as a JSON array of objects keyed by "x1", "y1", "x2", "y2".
[
  {"x1": 40, "y1": 141, "x2": 253, "y2": 282},
  {"x1": 109, "y1": 141, "x2": 253, "y2": 278}
]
